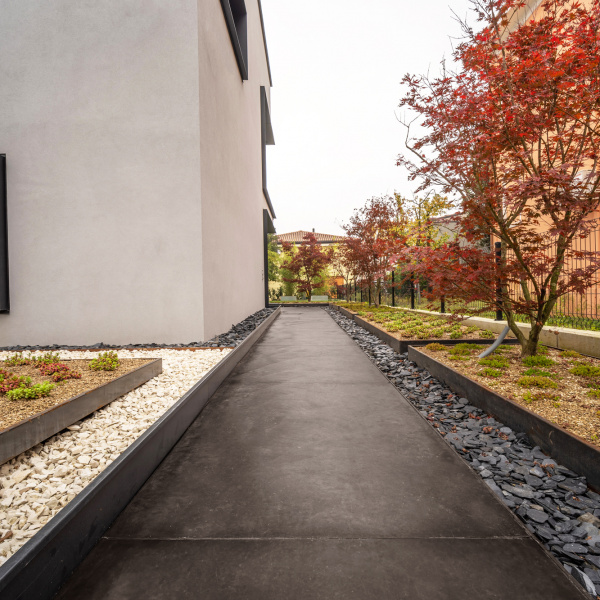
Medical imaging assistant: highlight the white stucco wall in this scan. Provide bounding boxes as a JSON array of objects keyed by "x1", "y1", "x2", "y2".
[
  {"x1": 197, "y1": 0, "x2": 274, "y2": 339},
  {"x1": 0, "y1": 0, "x2": 273, "y2": 346}
]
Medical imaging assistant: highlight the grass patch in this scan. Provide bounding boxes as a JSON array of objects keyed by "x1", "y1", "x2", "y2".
[
  {"x1": 523, "y1": 367, "x2": 557, "y2": 379},
  {"x1": 481, "y1": 367, "x2": 503, "y2": 378},
  {"x1": 479, "y1": 356, "x2": 509, "y2": 368},
  {"x1": 517, "y1": 375, "x2": 559, "y2": 389},
  {"x1": 570, "y1": 363, "x2": 600, "y2": 378},
  {"x1": 561, "y1": 350, "x2": 582, "y2": 359},
  {"x1": 522, "y1": 356, "x2": 556, "y2": 368},
  {"x1": 425, "y1": 343, "x2": 445, "y2": 352}
]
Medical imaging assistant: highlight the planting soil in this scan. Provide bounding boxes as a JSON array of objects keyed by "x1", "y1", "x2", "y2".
[
  {"x1": 0, "y1": 356, "x2": 154, "y2": 431},
  {"x1": 341, "y1": 302, "x2": 506, "y2": 341},
  {"x1": 421, "y1": 343, "x2": 600, "y2": 448}
]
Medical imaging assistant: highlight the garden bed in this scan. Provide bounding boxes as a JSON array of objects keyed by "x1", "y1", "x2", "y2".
[
  {"x1": 418, "y1": 343, "x2": 600, "y2": 448},
  {"x1": 0, "y1": 355, "x2": 162, "y2": 466},
  {"x1": 338, "y1": 302, "x2": 509, "y2": 341},
  {"x1": 0, "y1": 355, "x2": 156, "y2": 432},
  {"x1": 333, "y1": 303, "x2": 519, "y2": 353},
  {"x1": 410, "y1": 344, "x2": 600, "y2": 492}
]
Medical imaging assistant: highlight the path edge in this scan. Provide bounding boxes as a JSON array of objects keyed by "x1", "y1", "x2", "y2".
[{"x1": 0, "y1": 307, "x2": 281, "y2": 600}]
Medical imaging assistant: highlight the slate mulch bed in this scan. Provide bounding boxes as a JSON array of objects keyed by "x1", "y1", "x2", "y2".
[
  {"x1": 0, "y1": 358, "x2": 154, "y2": 430},
  {"x1": 341, "y1": 302, "x2": 504, "y2": 341},
  {"x1": 420, "y1": 343, "x2": 600, "y2": 448}
]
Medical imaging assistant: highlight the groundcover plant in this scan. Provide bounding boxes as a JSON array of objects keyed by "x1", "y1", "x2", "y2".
[
  {"x1": 423, "y1": 343, "x2": 600, "y2": 447},
  {"x1": 343, "y1": 303, "x2": 495, "y2": 340}
]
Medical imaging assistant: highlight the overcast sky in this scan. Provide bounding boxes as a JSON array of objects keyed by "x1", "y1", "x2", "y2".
[{"x1": 261, "y1": 0, "x2": 473, "y2": 236}]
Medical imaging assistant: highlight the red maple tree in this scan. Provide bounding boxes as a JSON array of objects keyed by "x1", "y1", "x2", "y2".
[
  {"x1": 397, "y1": 0, "x2": 600, "y2": 355},
  {"x1": 281, "y1": 233, "x2": 334, "y2": 300},
  {"x1": 341, "y1": 196, "x2": 407, "y2": 306}
]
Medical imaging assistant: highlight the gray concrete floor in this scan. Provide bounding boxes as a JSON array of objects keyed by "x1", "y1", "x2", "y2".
[{"x1": 55, "y1": 308, "x2": 585, "y2": 599}]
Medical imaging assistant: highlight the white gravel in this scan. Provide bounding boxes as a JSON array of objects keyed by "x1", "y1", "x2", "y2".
[{"x1": 0, "y1": 348, "x2": 231, "y2": 566}]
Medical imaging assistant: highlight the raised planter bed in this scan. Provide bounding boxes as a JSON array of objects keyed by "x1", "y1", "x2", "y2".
[
  {"x1": 408, "y1": 345, "x2": 600, "y2": 491},
  {"x1": 331, "y1": 304, "x2": 519, "y2": 353},
  {"x1": 0, "y1": 307, "x2": 281, "y2": 600},
  {"x1": 0, "y1": 358, "x2": 162, "y2": 466}
]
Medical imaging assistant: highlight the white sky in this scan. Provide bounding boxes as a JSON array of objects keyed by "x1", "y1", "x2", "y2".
[{"x1": 261, "y1": 0, "x2": 473, "y2": 236}]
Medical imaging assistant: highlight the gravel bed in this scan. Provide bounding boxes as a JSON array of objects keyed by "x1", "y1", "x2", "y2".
[
  {"x1": 0, "y1": 308, "x2": 276, "y2": 351},
  {"x1": 326, "y1": 307, "x2": 600, "y2": 598},
  {"x1": 0, "y1": 348, "x2": 231, "y2": 566}
]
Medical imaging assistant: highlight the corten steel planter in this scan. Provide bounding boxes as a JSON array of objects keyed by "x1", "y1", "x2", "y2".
[
  {"x1": 335, "y1": 305, "x2": 519, "y2": 354},
  {"x1": 408, "y1": 346, "x2": 600, "y2": 492},
  {"x1": 0, "y1": 307, "x2": 281, "y2": 600},
  {"x1": 0, "y1": 358, "x2": 163, "y2": 466}
]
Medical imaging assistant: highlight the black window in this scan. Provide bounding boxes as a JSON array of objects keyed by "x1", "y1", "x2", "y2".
[
  {"x1": 260, "y1": 86, "x2": 275, "y2": 219},
  {"x1": 0, "y1": 155, "x2": 8, "y2": 313},
  {"x1": 220, "y1": 0, "x2": 248, "y2": 80}
]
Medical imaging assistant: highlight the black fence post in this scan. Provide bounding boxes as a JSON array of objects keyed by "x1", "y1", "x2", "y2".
[
  {"x1": 378, "y1": 285, "x2": 382, "y2": 306},
  {"x1": 440, "y1": 295, "x2": 445, "y2": 314},
  {"x1": 495, "y1": 241, "x2": 503, "y2": 321},
  {"x1": 368, "y1": 286, "x2": 371, "y2": 306},
  {"x1": 360, "y1": 284, "x2": 363, "y2": 303},
  {"x1": 410, "y1": 275, "x2": 415, "y2": 310},
  {"x1": 391, "y1": 271, "x2": 395, "y2": 307}
]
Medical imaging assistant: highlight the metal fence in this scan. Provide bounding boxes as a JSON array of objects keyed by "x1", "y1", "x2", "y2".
[{"x1": 337, "y1": 230, "x2": 600, "y2": 332}]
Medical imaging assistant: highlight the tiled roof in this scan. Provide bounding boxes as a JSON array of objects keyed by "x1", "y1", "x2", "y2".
[{"x1": 276, "y1": 230, "x2": 345, "y2": 244}]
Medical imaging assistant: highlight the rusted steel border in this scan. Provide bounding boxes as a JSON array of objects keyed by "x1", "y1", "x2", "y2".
[
  {"x1": 0, "y1": 307, "x2": 281, "y2": 600},
  {"x1": 0, "y1": 359, "x2": 163, "y2": 465},
  {"x1": 408, "y1": 346, "x2": 600, "y2": 492}
]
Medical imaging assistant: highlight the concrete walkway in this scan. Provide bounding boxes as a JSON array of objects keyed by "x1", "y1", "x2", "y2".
[{"x1": 56, "y1": 308, "x2": 585, "y2": 599}]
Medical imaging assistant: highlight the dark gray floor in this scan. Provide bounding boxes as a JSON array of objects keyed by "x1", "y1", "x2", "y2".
[{"x1": 55, "y1": 308, "x2": 586, "y2": 599}]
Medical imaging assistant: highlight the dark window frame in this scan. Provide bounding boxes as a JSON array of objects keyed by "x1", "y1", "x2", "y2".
[
  {"x1": 0, "y1": 155, "x2": 9, "y2": 313},
  {"x1": 260, "y1": 86, "x2": 275, "y2": 219},
  {"x1": 220, "y1": 0, "x2": 249, "y2": 80}
]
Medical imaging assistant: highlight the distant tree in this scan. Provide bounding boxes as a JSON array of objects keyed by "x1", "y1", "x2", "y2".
[
  {"x1": 281, "y1": 233, "x2": 334, "y2": 300},
  {"x1": 397, "y1": 0, "x2": 600, "y2": 356},
  {"x1": 341, "y1": 196, "x2": 407, "y2": 306},
  {"x1": 267, "y1": 234, "x2": 280, "y2": 282}
]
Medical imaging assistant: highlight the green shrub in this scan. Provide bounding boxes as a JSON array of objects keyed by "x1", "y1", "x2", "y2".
[
  {"x1": 569, "y1": 363, "x2": 600, "y2": 378},
  {"x1": 430, "y1": 328, "x2": 445, "y2": 338},
  {"x1": 588, "y1": 390, "x2": 600, "y2": 398},
  {"x1": 481, "y1": 367, "x2": 503, "y2": 378},
  {"x1": 479, "y1": 356, "x2": 509, "y2": 368},
  {"x1": 89, "y1": 351, "x2": 120, "y2": 371},
  {"x1": 7, "y1": 382, "x2": 55, "y2": 400},
  {"x1": 560, "y1": 350, "x2": 582, "y2": 359},
  {"x1": 0, "y1": 373, "x2": 32, "y2": 394},
  {"x1": 4, "y1": 353, "x2": 32, "y2": 367},
  {"x1": 524, "y1": 390, "x2": 560, "y2": 403},
  {"x1": 425, "y1": 343, "x2": 446, "y2": 352},
  {"x1": 31, "y1": 352, "x2": 61, "y2": 366},
  {"x1": 478, "y1": 330, "x2": 496, "y2": 339},
  {"x1": 449, "y1": 331, "x2": 462, "y2": 339},
  {"x1": 523, "y1": 391, "x2": 534, "y2": 404},
  {"x1": 537, "y1": 345, "x2": 549, "y2": 355},
  {"x1": 449, "y1": 355, "x2": 470, "y2": 361},
  {"x1": 522, "y1": 356, "x2": 556, "y2": 368},
  {"x1": 523, "y1": 367, "x2": 557, "y2": 379},
  {"x1": 517, "y1": 375, "x2": 559, "y2": 389}
]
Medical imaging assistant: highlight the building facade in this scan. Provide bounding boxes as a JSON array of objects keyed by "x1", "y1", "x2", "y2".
[{"x1": 0, "y1": 0, "x2": 275, "y2": 346}]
